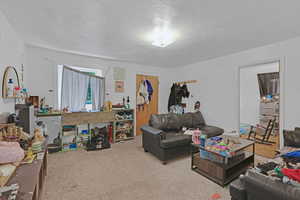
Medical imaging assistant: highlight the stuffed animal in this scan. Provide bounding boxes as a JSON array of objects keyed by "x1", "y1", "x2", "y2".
[{"x1": 33, "y1": 128, "x2": 44, "y2": 143}]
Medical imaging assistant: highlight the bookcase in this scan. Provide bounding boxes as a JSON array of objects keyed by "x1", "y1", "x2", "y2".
[{"x1": 113, "y1": 109, "x2": 135, "y2": 143}]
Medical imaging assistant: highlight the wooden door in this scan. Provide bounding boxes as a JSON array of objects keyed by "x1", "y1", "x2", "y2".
[{"x1": 136, "y1": 74, "x2": 159, "y2": 135}]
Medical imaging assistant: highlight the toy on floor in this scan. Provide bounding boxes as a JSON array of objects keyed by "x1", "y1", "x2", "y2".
[{"x1": 211, "y1": 193, "x2": 221, "y2": 199}]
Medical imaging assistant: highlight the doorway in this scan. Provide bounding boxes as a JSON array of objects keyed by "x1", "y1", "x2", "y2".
[
  {"x1": 136, "y1": 74, "x2": 159, "y2": 135},
  {"x1": 239, "y1": 61, "x2": 280, "y2": 158}
]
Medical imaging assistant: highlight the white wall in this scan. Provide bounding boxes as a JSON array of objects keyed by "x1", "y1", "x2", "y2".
[
  {"x1": 173, "y1": 36, "x2": 300, "y2": 132},
  {"x1": 240, "y1": 62, "x2": 279, "y2": 126},
  {"x1": 24, "y1": 45, "x2": 172, "y2": 114},
  {"x1": 0, "y1": 12, "x2": 24, "y2": 113},
  {"x1": 3, "y1": 5, "x2": 300, "y2": 135}
]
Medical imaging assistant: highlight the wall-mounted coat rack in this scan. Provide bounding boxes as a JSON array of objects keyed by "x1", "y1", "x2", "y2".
[{"x1": 175, "y1": 80, "x2": 197, "y2": 85}]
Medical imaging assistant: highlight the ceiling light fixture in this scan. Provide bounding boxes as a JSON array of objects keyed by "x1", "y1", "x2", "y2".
[
  {"x1": 148, "y1": 19, "x2": 178, "y2": 48},
  {"x1": 151, "y1": 26, "x2": 176, "y2": 48}
]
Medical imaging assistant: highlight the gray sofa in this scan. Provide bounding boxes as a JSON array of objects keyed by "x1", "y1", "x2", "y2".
[
  {"x1": 230, "y1": 169, "x2": 300, "y2": 200},
  {"x1": 141, "y1": 111, "x2": 224, "y2": 164},
  {"x1": 284, "y1": 127, "x2": 300, "y2": 147}
]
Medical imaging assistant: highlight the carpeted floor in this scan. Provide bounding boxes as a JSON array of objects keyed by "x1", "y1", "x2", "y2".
[{"x1": 43, "y1": 136, "x2": 232, "y2": 200}]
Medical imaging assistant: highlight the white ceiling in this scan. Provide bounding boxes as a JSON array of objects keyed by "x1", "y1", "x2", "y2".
[{"x1": 1, "y1": 0, "x2": 300, "y2": 68}]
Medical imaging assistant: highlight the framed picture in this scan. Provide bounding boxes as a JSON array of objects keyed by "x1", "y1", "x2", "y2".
[{"x1": 115, "y1": 81, "x2": 124, "y2": 93}]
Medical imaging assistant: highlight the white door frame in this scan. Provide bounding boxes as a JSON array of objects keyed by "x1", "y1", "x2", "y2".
[{"x1": 237, "y1": 57, "x2": 285, "y2": 149}]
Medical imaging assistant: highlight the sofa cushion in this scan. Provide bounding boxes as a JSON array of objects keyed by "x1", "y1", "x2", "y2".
[
  {"x1": 163, "y1": 131, "x2": 186, "y2": 139},
  {"x1": 192, "y1": 111, "x2": 206, "y2": 128},
  {"x1": 295, "y1": 127, "x2": 300, "y2": 132},
  {"x1": 230, "y1": 178, "x2": 247, "y2": 200},
  {"x1": 181, "y1": 113, "x2": 194, "y2": 128},
  {"x1": 284, "y1": 129, "x2": 300, "y2": 148},
  {"x1": 160, "y1": 134, "x2": 191, "y2": 149},
  {"x1": 149, "y1": 114, "x2": 168, "y2": 130},
  {"x1": 200, "y1": 126, "x2": 224, "y2": 138},
  {"x1": 181, "y1": 112, "x2": 206, "y2": 129},
  {"x1": 149, "y1": 113, "x2": 181, "y2": 131},
  {"x1": 166, "y1": 113, "x2": 181, "y2": 131}
]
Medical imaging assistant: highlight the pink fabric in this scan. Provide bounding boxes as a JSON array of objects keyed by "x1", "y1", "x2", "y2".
[{"x1": 0, "y1": 141, "x2": 24, "y2": 164}]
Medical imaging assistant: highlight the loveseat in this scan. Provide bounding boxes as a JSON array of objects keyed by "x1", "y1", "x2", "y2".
[
  {"x1": 141, "y1": 111, "x2": 224, "y2": 164},
  {"x1": 230, "y1": 169, "x2": 300, "y2": 200}
]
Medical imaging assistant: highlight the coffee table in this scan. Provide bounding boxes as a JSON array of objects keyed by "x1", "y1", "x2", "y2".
[{"x1": 191, "y1": 135, "x2": 255, "y2": 187}]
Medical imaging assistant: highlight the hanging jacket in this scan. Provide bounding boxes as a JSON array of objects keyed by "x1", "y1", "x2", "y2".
[
  {"x1": 143, "y1": 81, "x2": 149, "y2": 104},
  {"x1": 145, "y1": 80, "x2": 153, "y2": 102},
  {"x1": 180, "y1": 84, "x2": 190, "y2": 98},
  {"x1": 168, "y1": 84, "x2": 182, "y2": 111},
  {"x1": 137, "y1": 81, "x2": 147, "y2": 105},
  {"x1": 168, "y1": 84, "x2": 176, "y2": 112},
  {"x1": 168, "y1": 83, "x2": 192, "y2": 111}
]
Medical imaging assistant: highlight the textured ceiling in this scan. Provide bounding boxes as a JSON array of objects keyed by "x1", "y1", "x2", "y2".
[{"x1": 1, "y1": 0, "x2": 300, "y2": 67}]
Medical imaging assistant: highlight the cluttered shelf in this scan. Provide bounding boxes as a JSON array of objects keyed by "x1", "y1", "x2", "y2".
[
  {"x1": 0, "y1": 125, "x2": 47, "y2": 200},
  {"x1": 115, "y1": 127, "x2": 133, "y2": 132},
  {"x1": 115, "y1": 137, "x2": 134, "y2": 142},
  {"x1": 113, "y1": 109, "x2": 134, "y2": 143},
  {"x1": 54, "y1": 109, "x2": 135, "y2": 152},
  {"x1": 115, "y1": 119, "x2": 134, "y2": 122},
  {"x1": 0, "y1": 123, "x2": 15, "y2": 130},
  {"x1": 6, "y1": 145, "x2": 47, "y2": 200}
]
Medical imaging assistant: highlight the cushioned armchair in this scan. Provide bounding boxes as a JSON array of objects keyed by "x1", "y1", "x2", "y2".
[{"x1": 141, "y1": 111, "x2": 224, "y2": 164}]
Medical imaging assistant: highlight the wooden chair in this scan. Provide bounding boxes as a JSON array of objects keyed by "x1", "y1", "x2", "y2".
[{"x1": 248, "y1": 117, "x2": 276, "y2": 144}]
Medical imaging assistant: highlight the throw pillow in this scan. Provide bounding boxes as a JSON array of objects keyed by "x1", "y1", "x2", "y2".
[
  {"x1": 181, "y1": 112, "x2": 194, "y2": 128},
  {"x1": 192, "y1": 111, "x2": 206, "y2": 128},
  {"x1": 166, "y1": 113, "x2": 181, "y2": 131},
  {"x1": 284, "y1": 130, "x2": 300, "y2": 148},
  {"x1": 149, "y1": 114, "x2": 169, "y2": 131}
]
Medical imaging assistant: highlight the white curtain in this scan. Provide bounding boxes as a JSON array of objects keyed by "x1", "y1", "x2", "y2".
[
  {"x1": 90, "y1": 76, "x2": 105, "y2": 111},
  {"x1": 61, "y1": 67, "x2": 90, "y2": 112}
]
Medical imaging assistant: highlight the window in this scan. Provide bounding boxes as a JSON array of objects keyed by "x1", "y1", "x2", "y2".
[{"x1": 58, "y1": 65, "x2": 103, "y2": 111}]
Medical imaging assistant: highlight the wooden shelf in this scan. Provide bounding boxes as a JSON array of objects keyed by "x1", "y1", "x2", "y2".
[
  {"x1": 116, "y1": 128, "x2": 133, "y2": 132},
  {"x1": 112, "y1": 109, "x2": 134, "y2": 112},
  {"x1": 4, "y1": 96, "x2": 26, "y2": 99},
  {"x1": 115, "y1": 119, "x2": 134, "y2": 122},
  {"x1": 113, "y1": 109, "x2": 135, "y2": 143},
  {"x1": 0, "y1": 123, "x2": 15, "y2": 129},
  {"x1": 115, "y1": 136, "x2": 134, "y2": 142}
]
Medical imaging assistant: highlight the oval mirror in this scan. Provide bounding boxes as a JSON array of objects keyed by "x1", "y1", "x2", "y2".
[{"x1": 2, "y1": 66, "x2": 20, "y2": 98}]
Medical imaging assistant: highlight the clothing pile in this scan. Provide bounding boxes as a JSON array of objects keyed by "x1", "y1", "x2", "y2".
[
  {"x1": 168, "y1": 83, "x2": 190, "y2": 112},
  {"x1": 255, "y1": 150, "x2": 300, "y2": 186},
  {"x1": 137, "y1": 80, "x2": 153, "y2": 110},
  {"x1": 256, "y1": 161, "x2": 279, "y2": 176}
]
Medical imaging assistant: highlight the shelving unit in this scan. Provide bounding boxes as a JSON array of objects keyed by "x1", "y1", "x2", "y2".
[
  {"x1": 61, "y1": 111, "x2": 115, "y2": 152},
  {"x1": 112, "y1": 109, "x2": 135, "y2": 143},
  {"x1": 59, "y1": 109, "x2": 135, "y2": 152},
  {"x1": 61, "y1": 125, "x2": 78, "y2": 152}
]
